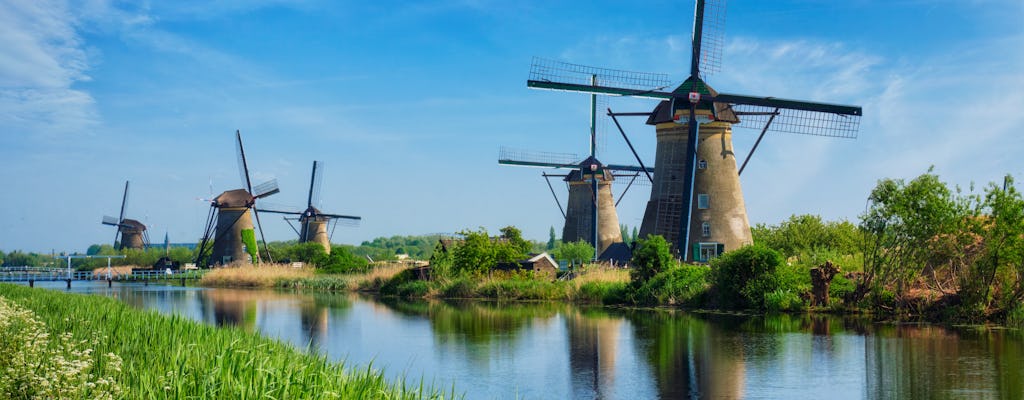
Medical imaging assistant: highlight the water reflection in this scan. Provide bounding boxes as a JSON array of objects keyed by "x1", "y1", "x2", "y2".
[
  {"x1": 564, "y1": 308, "x2": 622, "y2": 399},
  {"x1": 38, "y1": 281, "x2": 1024, "y2": 399}
]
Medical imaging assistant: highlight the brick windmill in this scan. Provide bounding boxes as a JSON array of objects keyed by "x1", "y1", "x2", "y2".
[
  {"x1": 261, "y1": 161, "x2": 361, "y2": 254},
  {"x1": 195, "y1": 131, "x2": 280, "y2": 266},
  {"x1": 101, "y1": 180, "x2": 149, "y2": 250},
  {"x1": 499, "y1": 73, "x2": 662, "y2": 260},
  {"x1": 527, "y1": 0, "x2": 862, "y2": 261}
]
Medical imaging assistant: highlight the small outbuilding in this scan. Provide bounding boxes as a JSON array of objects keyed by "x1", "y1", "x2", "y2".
[{"x1": 494, "y1": 253, "x2": 559, "y2": 279}]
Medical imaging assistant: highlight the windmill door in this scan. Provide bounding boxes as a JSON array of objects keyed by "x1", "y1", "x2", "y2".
[{"x1": 696, "y1": 242, "x2": 722, "y2": 262}]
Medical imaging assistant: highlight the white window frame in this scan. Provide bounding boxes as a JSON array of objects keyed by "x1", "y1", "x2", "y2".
[
  {"x1": 701, "y1": 222, "x2": 711, "y2": 237},
  {"x1": 698, "y1": 159, "x2": 707, "y2": 170}
]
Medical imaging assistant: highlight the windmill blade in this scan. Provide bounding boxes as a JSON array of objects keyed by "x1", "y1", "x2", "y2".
[
  {"x1": 605, "y1": 164, "x2": 654, "y2": 173},
  {"x1": 235, "y1": 130, "x2": 253, "y2": 193},
  {"x1": 118, "y1": 181, "x2": 129, "y2": 223},
  {"x1": 320, "y1": 213, "x2": 361, "y2": 221},
  {"x1": 309, "y1": 161, "x2": 324, "y2": 209},
  {"x1": 528, "y1": 57, "x2": 674, "y2": 99},
  {"x1": 258, "y1": 209, "x2": 302, "y2": 216},
  {"x1": 725, "y1": 102, "x2": 861, "y2": 138},
  {"x1": 252, "y1": 179, "x2": 280, "y2": 199},
  {"x1": 498, "y1": 147, "x2": 581, "y2": 169},
  {"x1": 327, "y1": 216, "x2": 361, "y2": 227},
  {"x1": 251, "y1": 205, "x2": 272, "y2": 263},
  {"x1": 695, "y1": 0, "x2": 727, "y2": 77}
]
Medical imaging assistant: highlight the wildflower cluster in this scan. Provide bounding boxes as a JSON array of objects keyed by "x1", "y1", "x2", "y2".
[{"x1": 0, "y1": 296, "x2": 123, "y2": 399}]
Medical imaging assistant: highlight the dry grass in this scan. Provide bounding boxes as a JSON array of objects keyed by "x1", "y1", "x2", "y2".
[
  {"x1": 199, "y1": 264, "x2": 314, "y2": 288},
  {"x1": 571, "y1": 265, "x2": 630, "y2": 286},
  {"x1": 90, "y1": 266, "x2": 137, "y2": 278}
]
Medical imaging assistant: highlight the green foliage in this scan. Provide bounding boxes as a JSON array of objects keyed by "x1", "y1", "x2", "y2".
[
  {"x1": 379, "y1": 269, "x2": 416, "y2": 297},
  {"x1": 632, "y1": 264, "x2": 710, "y2": 306},
  {"x1": 630, "y1": 235, "x2": 674, "y2": 287},
  {"x1": 710, "y1": 244, "x2": 784, "y2": 309},
  {"x1": 452, "y1": 228, "x2": 497, "y2": 277},
  {"x1": 270, "y1": 242, "x2": 368, "y2": 274},
  {"x1": 752, "y1": 214, "x2": 861, "y2": 258},
  {"x1": 764, "y1": 289, "x2": 805, "y2": 312},
  {"x1": 547, "y1": 227, "x2": 557, "y2": 250},
  {"x1": 1, "y1": 250, "x2": 53, "y2": 268},
  {"x1": 552, "y1": 240, "x2": 594, "y2": 267},
  {"x1": 829, "y1": 274, "x2": 856, "y2": 303},
  {"x1": 239, "y1": 229, "x2": 258, "y2": 263},
  {"x1": 860, "y1": 169, "x2": 965, "y2": 298},
  {"x1": 477, "y1": 274, "x2": 562, "y2": 300},
  {"x1": 352, "y1": 234, "x2": 446, "y2": 261},
  {"x1": 428, "y1": 241, "x2": 454, "y2": 279},
  {"x1": 441, "y1": 277, "x2": 478, "y2": 298},
  {"x1": 576, "y1": 282, "x2": 628, "y2": 304}
]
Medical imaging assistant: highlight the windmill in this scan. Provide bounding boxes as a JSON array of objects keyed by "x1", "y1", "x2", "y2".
[
  {"x1": 526, "y1": 0, "x2": 862, "y2": 262},
  {"x1": 499, "y1": 74, "x2": 660, "y2": 260},
  {"x1": 101, "y1": 181, "x2": 149, "y2": 250},
  {"x1": 194, "y1": 130, "x2": 280, "y2": 266},
  {"x1": 261, "y1": 161, "x2": 361, "y2": 254}
]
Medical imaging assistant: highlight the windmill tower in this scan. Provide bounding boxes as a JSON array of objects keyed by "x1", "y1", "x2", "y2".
[
  {"x1": 262, "y1": 161, "x2": 361, "y2": 254},
  {"x1": 498, "y1": 77, "x2": 658, "y2": 259},
  {"x1": 101, "y1": 181, "x2": 149, "y2": 250},
  {"x1": 526, "y1": 0, "x2": 862, "y2": 261},
  {"x1": 195, "y1": 131, "x2": 280, "y2": 266}
]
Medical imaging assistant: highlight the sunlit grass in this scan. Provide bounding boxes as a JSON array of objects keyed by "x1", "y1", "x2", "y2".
[
  {"x1": 277, "y1": 263, "x2": 408, "y2": 292},
  {"x1": 0, "y1": 283, "x2": 459, "y2": 399}
]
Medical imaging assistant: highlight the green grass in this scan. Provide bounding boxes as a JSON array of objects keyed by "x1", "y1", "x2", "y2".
[{"x1": 0, "y1": 283, "x2": 458, "y2": 399}]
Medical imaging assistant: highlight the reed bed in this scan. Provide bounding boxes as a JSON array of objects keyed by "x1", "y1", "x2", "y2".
[
  {"x1": 277, "y1": 264, "x2": 408, "y2": 292},
  {"x1": 200, "y1": 264, "x2": 314, "y2": 288},
  {"x1": 0, "y1": 283, "x2": 458, "y2": 399}
]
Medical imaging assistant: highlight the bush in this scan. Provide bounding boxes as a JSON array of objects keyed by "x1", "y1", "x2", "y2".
[
  {"x1": 633, "y1": 264, "x2": 710, "y2": 306},
  {"x1": 829, "y1": 274, "x2": 855, "y2": 303},
  {"x1": 441, "y1": 277, "x2": 478, "y2": 298},
  {"x1": 630, "y1": 235, "x2": 674, "y2": 287},
  {"x1": 577, "y1": 282, "x2": 628, "y2": 304},
  {"x1": 379, "y1": 269, "x2": 415, "y2": 296},
  {"x1": 710, "y1": 244, "x2": 783, "y2": 309},
  {"x1": 764, "y1": 289, "x2": 806, "y2": 312}
]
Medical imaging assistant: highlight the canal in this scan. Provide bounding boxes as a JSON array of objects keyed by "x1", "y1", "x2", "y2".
[{"x1": 32, "y1": 281, "x2": 1024, "y2": 399}]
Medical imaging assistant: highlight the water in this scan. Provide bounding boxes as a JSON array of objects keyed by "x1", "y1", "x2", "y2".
[{"x1": 27, "y1": 281, "x2": 1024, "y2": 399}]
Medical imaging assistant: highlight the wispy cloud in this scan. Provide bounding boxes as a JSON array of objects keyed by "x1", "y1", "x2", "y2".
[{"x1": 0, "y1": 0, "x2": 97, "y2": 138}]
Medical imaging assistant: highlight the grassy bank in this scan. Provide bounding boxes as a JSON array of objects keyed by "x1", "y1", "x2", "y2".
[
  {"x1": 380, "y1": 266, "x2": 631, "y2": 304},
  {"x1": 199, "y1": 263, "x2": 410, "y2": 292},
  {"x1": 0, "y1": 283, "x2": 457, "y2": 399}
]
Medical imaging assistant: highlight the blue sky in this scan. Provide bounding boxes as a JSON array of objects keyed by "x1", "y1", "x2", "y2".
[{"x1": 1, "y1": 0, "x2": 1022, "y2": 253}]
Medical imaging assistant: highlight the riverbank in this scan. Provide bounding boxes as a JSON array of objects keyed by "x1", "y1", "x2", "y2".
[{"x1": 0, "y1": 283, "x2": 457, "y2": 399}]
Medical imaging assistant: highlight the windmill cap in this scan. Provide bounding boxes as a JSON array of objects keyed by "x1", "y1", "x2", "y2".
[
  {"x1": 214, "y1": 189, "x2": 255, "y2": 208},
  {"x1": 119, "y1": 219, "x2": 146, "y2": 231}
]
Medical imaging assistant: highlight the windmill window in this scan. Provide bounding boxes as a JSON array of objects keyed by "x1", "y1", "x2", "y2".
[
  {"x1": 697, "y1": 194, "x2": 710, "y2": 209},
  {"x1": 698, "y1": 159, "x2": 707, "y2": 170},
  {"x1": 702, "y1": 222, "x2": 711, "y2": 237}
]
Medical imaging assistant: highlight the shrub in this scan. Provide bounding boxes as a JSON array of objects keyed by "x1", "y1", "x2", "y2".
[
  {"x1": 441, "y1": 277, "x2": 478, "y2": 298},
  {"x1": 577, "y1": 282, "x2": 628, "y2": 304},
  {"x1": 379, "y1": 269, "x2": 416, "y2": 296},
  {"x1": 630, "y1": 235, "x2": 674, "y2": 287},
  {"x1": 710, "y1": 244, "x2": 783, "y2": 309},
  {"x1": 829, "y1": 274, "x2": 856, "y2": 304},
  {"x1": 633, "y1": 264, "x2": 710, "y2": 306},
  {"x1": 764, "y1": 289, "x2": 806, "y2": 312}
]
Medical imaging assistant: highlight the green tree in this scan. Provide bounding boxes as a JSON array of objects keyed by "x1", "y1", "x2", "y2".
[
  {"x1": 961, "y1": 176, "x2": 1024, "y2": 312},
  {"x1": 630, "y1": 235, "x2": 673, "y2": 287},
  {"x1": 859, "y1": 169, "x2": 966, "y2": 300},
  {"x1": 547, "y1": 227, "x2": 557, "y2": 250},
  {"x1": 452, "y1": 228, "x2": 496, "y2": 276},
  {"x1": 752, "y1": 214, "x2": 860, "y2": 258},
  {"x1": 553, "y1": 240, "x2": 594, "y2": 267},
  {"x1": 620, "y1": 224, "x2": 629, "y2": 246}
]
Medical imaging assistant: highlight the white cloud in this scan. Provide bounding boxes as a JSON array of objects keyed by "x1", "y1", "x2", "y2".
[{"x1": 0, "y1": 0, "x2": 97, "y2": 137}]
